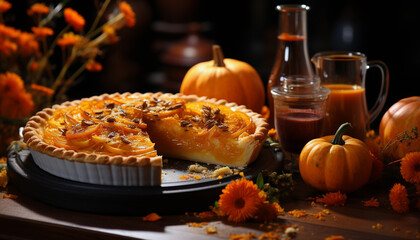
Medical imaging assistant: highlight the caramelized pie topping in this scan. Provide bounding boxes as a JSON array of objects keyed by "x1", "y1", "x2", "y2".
[{"x1": 24, "y1": 93, "x2": 268, "y2": 168}]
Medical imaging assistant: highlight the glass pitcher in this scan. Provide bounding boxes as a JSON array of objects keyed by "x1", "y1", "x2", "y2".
[
  {"x1": 267, "y1": 4, "x2": 314, "y2": 127},
  {"x1": 311, "y1": 51, "x2": 389, "y2": 139}
]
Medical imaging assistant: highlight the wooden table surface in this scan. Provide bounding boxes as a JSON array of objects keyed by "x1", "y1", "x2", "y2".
[{"x1": 1, "y1": 173, "x2": 419, "y2": 240}]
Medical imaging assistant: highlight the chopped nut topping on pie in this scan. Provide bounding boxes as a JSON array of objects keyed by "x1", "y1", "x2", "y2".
[{"x1": 23, "y1": 92, "x2": 268, "y2": 174}]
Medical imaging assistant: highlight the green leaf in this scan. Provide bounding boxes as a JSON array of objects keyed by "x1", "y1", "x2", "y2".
[
  {"x1": 214, "y1": 200, "x2": 219, "y2": 209},
  {"x1": 256, "y1": 172, "x2": 264, "y2": 189},
  {"x1": 269, "y1": 196, "x2": 280, "y2": 204}
]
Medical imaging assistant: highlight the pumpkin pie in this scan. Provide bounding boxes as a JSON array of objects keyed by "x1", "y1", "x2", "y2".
[{"x1": 23, "y1": 92, "x2": 268, "y2": 186}]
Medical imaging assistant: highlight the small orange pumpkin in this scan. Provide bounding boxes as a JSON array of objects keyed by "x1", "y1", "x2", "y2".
[
  {"x1": 180, "y1": 45, "x2": 265, "y2": 113},
  {"x1": 299, "y1": 123, "x2": 373, "y2": 193},
  {"x1": 379, "y1": 96, "x2": 420, "y2": 160}
]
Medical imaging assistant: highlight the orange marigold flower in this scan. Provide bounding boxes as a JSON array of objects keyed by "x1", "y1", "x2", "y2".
[
  {"x1": 400, "y1": 152, "x2": 420, "y2": 184},
  {"x1": 254, "y1": 201, "x2": 284, "y2": 222},
  {"x1": 0, "y1": 0, "x2": 11, "y2": 13},
  {"x1": 119, "y1": 1, "x2": 136, "y2": 27},
  {"x1": 362, "y1": 197, "x2": 380, "y2": 207},
  {"x1": 389, "y1": 183, "x2": 410, "y2": 214},
  {"x1": 57, "y1": 32, "x2": 82, "y2": 48},
  {"x1": 218, "y1": 178, "x2": 264, "y2": 223},
  {"x1": 17, "y1": 32, "x2": 39, "y2": 56},
  {"x1": 0, "y1": 37, "x2": 17, "y2": 55},
  {"x1": 260, "y1": 105, "x2": 270, "y2": 121},
  {"x1": 31, "y1": 83, "x2": 54, "y2": 97},
  {"x1": 0, "y1": 71, "x2": 24, "y2": 94},
  {"x1": 0, "y1": 72, "x2": 34, "y2": 118},
  {"x1": 267, "y1": 128, "x2": 278, "y2": 141},
  {"x1": 316, "y1": 192, "x2": 347, "y2": 206},
  {"x1": 86, "y1": 60, "x2": 103, "y2": 72},
  {"x1": 31, "y1": 26, "x2": 54, "y2": 37},
  {"x1": 27, "y1": 3, "x2": 50, "y2": 16},
  {"x1": 0, "y1": 24, "x2": 21, "y2": 39},
  {"x1": 64, "y1": 8, "x2": 85, "y2": 31},
  {"x1": 0, "y1": 169, "x2": 8, "y2": 188},
  {"x1": 364, "y1": 133, "x2": 383, "y2": 161},
  {"x1": 142, "y1": 213, "x2": 162, "y2": 222}
]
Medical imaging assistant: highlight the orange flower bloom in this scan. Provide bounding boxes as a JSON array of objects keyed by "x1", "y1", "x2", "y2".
[
  {"x1": 29, "y1": 61, "x2": 39, "y2": 71},
  {"x1": 27, "y1": 3, "x2": 50, "y2": 16},
  {"x1": 260, "y1": 105, "x2": 270, "y2": 121},
  {"x1": 86, "y1": 60, "x2": 103, "y2": 72},
  {"x1": 31, "y1": 27, "x2": 54, "y2": 38},
  {"x1": 0, "y1": 24, "x2": 21, "y2": 39},
  {"x1": 400, "y1": 152, "x2": 420, "y2": 184},
  {"x1": 119, "y1": 1, "x2": 136, "y2": 27},
  {"x1": 0, "y1": 72, "x2": 34, "y2": 118},
  {"x1": 364, "y1": 133, "x2": 383, "y2": 161},
  {"x1": 57, "y1": 32, "x2": 82, "y2": 48},
  {"x1": 316, "y1": 192, "x2": 347, "y2": 206},
  {"x1": 254, "y1": 201, "x2": 284, "y2": 222},
  {"x1": 0, "y1": 71, "x2": 24, "y2": 94},
  {"x1": 63, "y1": 8, "x2": 85, "y2": 31},
  {"x1": 103, "y1": 25, "x2": 119, "y2": 43},
  {"x1": 218, "y1": 178, "x2": 264, "y2": 223},
  {"x1": 0, "y1": 37, "x2": 17, "y2": 55},
  {"x1": 389, "y1": 183, "x2": 410, "y2": 214},
  {"x1": 0, "y1": 169, "x2": 7, "y2": 188},
  {"x1": 17, "y1": 32, "x2": 39, "y2": 56},
  {"x1": 31, "y1": 83, "x2": 54, "y2": 97},
  {"x1": 362, "y1": 197, "x2": 380, "y2": 207},
  {"x1": 267, "y1": 128, "x2": 278, "y2": 141},
  {"x1": 0, "y1": 0, "x2": 11, "y2": 13}
]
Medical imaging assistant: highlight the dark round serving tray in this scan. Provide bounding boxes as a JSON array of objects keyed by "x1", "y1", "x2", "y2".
[{"x1": 7, "y1": 146, "x2": 282, "y2": 215}]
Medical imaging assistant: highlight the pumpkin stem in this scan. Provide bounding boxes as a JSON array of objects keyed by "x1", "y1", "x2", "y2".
[
  {"x1": 330, "y1": 122, "x2": 352, "y2": 145},
  {"x1": 212, "y1": 45, "x2": 225, "y2": 67}
]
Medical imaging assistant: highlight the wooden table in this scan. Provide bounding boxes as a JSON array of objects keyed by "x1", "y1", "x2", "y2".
[{"x1": 1, "y1": 174, "x2": 419, "y2": 240}]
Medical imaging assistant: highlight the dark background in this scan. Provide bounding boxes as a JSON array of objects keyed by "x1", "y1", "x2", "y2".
[{"x1": 11, "y1": 0, "x2": 420, "y2": 130}]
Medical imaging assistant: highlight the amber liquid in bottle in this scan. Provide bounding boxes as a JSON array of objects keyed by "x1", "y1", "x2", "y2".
[{"x1": 267, "y1": 33, "x2": 314, "y2": 126}]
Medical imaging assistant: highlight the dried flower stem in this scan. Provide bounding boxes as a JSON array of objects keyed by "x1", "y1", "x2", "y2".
[
  {"x1": 55, "y1": 61, "x2": 87, "y2": 99},
  {"x1": 87, "y1": 0, "x2": 111, "y2": 35},
  {"x1": 35, "y1": 24, "x2": 71, "y2": 84}
]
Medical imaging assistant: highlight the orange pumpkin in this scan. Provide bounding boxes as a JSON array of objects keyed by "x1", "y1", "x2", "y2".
[
  {"x1": 379, "y1": 96, "x2": 420, "y2": 160},
  {"x1": 299, "y1": 123, "x2": 373, "y2": 193},
  {"x1": 180, "y1": 45, "x2": 265, "y2": 113}
]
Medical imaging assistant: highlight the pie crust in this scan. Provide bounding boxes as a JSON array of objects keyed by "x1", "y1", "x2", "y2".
[{"x1": 23, "y1": 92, "x2": 268, "y2": 186}]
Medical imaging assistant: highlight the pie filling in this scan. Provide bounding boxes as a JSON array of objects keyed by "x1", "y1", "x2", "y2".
[{"x1": 23, "y1": 92, "x2": 268, "y2": 185}]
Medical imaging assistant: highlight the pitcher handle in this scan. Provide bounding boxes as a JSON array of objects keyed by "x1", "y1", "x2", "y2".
[{"x1": 367, "y1": 60, "x2": 389, "y2": 123}]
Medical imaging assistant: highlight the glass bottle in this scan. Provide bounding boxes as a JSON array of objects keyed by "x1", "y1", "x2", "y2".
[{"x1": 267, "y1": 4, "x2": 314, "y2": 126}]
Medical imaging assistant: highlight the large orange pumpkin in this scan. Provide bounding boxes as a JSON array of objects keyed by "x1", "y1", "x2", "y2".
[
  {"x1": 180, "y1": 45, "x2": 265, "y2": 113},
  {"x1": 299, "y1": 123, "x2": 373, "y2": 193},
  {"x1": 379, "y1": 96, "x2": 420, "y2": 160}
]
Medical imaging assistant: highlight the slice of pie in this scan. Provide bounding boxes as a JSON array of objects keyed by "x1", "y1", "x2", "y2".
[{"x1": 23, "y1": 92, "x2": 268, "y2": 186}]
